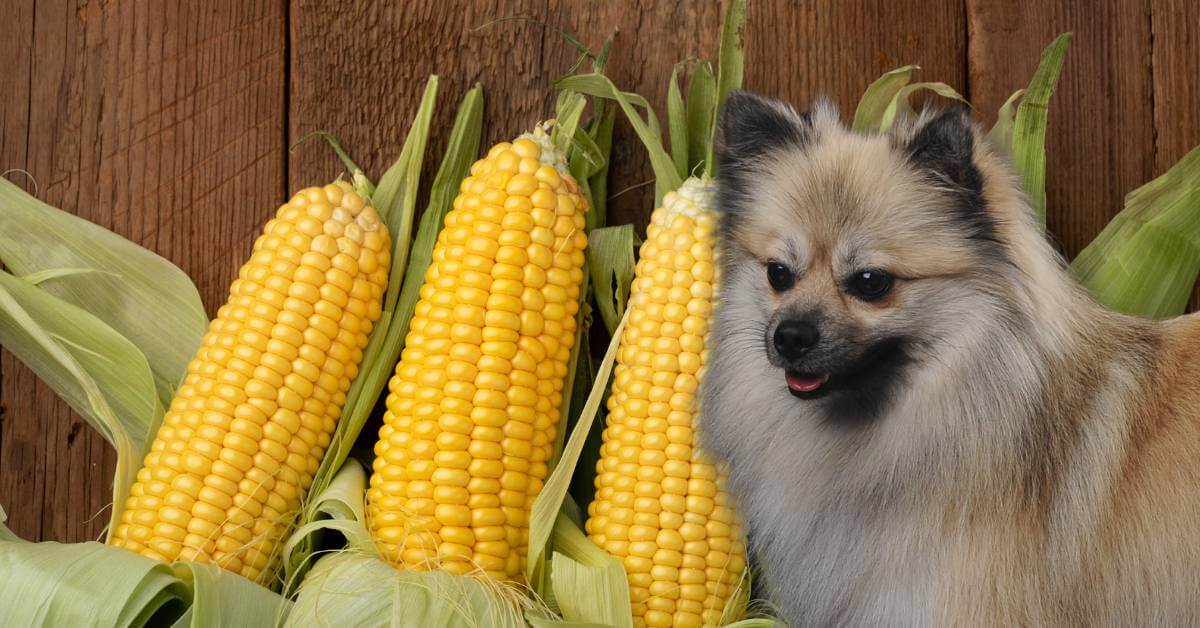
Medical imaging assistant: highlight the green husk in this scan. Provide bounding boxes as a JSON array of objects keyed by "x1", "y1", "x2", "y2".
[
  {"x1": 0, "y1": 270, "x2": 159, "y2": 536},
  {"x1": 1072, "y1": 144, "x2": 1200, "y2": 318},
  {"x1": 1012, "y1": 33, "x2": 1071, "y2": 223},
  {"x1": 548, "y1": 516, "x2": 633, "y2": 628},
  {"x1": 878, "y1": 82, "x2": 968, "y2": 130},
  {"x1": 0, "y1": 529, "x2": 291, "y2": 627},
  {"x1": 585, "y1": 225, "x2": 637, "y2": 335},
  {"x1": 0, "y1": 178, "x2": 207, "y2": 408}
]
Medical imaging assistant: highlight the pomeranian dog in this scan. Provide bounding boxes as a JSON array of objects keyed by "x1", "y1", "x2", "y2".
[{"x1": 701, "y1": 91, "x2": 1200, "y2": 626}]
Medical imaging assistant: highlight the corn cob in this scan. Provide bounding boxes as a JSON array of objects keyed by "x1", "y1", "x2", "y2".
[
  {"x1": 109, "y1": 182, "x2": 389, "y2": 584},
  {"x1": 586, "y1": 178, "x2": 747, "y2": 628},
  {"x1": 366, "y1": 127, "x2": 588, "y2": 581}
]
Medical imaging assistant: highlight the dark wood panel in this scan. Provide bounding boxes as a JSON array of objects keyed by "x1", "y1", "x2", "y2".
[
  {"x1": 967, "y1": 1, "x2": 1155, "y2": 262},
  {"x1": 0, "y1": 0, "x2": 286, "y2": 542},
  {"x1": 1150, "y1": 0, "x2": 1200, "y2": 311}
]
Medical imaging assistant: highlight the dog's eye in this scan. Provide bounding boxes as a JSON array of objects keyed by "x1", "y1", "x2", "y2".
[
  {"x1": 766, "y1": 261, "x2": 795, "y2": 292},
  {"x1": 847, "y1": 269, "x2": 894, "y2": 301}
]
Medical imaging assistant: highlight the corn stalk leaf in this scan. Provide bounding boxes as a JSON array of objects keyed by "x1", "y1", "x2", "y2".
[
  {"x1": 374, "y1": 75, "x2": 438, "y2": 282},
  {"x1": 687, "y1": 60, "x2": 717, "y2": 177},
  {"x1": 0, "y1": 270, "x2": 158, "y2": 536},
  {"x1": 709, "y1": 0, "x2": 747, "y2": 174},
  {"x1": 0, "y1": 532, "x2": 290, "y2": 627},
  {"x1": 986, "y1": 89, "x2": 1024, "y2": 155},
  {"x1": 0, "y1": 178, "x2": 207, "y2": 407},
  {"x1": 1013, "y1": 33, "x2": 1071, "y2": 223},
  {"x1": 1072, "y1": 143, "x2": 1200, "y2": 318},
  {"x1": 584, "y1": 107, "x2": 617, "y2": 230},
  {"x1": 668, "y1": 62, "x2": 690, "y2": 180},
  {"x1": 301, "y1": 85, "x2": 483, "y2": 542}
]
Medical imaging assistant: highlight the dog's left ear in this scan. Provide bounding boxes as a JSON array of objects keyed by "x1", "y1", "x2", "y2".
[
  {"x1": 905, "y1": 109, "x2": 983, "y2": 197},
  {"x1": 716, "y1": 90, "x2": 813, "y2": 177}
]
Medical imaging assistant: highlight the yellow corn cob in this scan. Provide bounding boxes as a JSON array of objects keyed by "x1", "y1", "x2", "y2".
[
  {"x1": 586, "y1": 177, "x2": 747, "y2": 628},
  {"x1": 366, "y1": 127, "x2": 588, "y2": 582},
  {"x1": 110, "y1": 182, "x2": 389, "y2": 584}
]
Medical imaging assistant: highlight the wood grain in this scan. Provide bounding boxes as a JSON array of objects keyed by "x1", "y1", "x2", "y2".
[
  {"x1": 967, "y1": 1, "x2": 1155, "y2": 261},
  {"x1": 0, "y1": 0, "x2": 286, "y2": 542},
  {"x1": 3, "y1": 1, "x2": 1198, "y2": 544},
  {"x1": 1150, "y1": 0, "x2": 1200, "y2": 310}
]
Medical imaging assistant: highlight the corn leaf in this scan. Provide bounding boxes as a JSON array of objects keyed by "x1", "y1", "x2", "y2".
[
  {"x1": 527, "y1": 312, "x2": 626, "y2": 586},
  {"x1": 0, "y1": 533, "x2": 290, "y2": 627},
  {"x1": 287, "y1": 553, "x2": 528, "y2": 628},
  {"x1": 584, "y1": 107, "x2": 617, "y2": 230},
  {"x1": 878, "y1": 82, "x2": 968, "y2": 131},
  {"x1": 668, "y1": 62, "x2": 690, "y2": 180},
  {"x1": 549, "y1": 516, "x2": 633, "y2": 628},
  {"x1": 1013, "y1": 33, "x2": 1071, "y2": 223},
  {"x1": 556, "y1": 74, "x2": 681, "y2": 203},
  {"x1": 586, "y1": 225, "x2": 637, "y2": 336},
  {"x1": 0, "y1": 178, "x2": 207, "y2": 407},
  {"x1": 0, "y1": 270, "x2": 159, "y2": 536},
  {"x1": 709, "y1": 0, "x2": 747, "y2": 173},
  {"x1": 852, "y1": 65, "x2": 918, "y2": 132},
  {"x1": 687, "y1": 60, "x2": 717, "y2": 177},
  {"x1": 984, "y1": 90, "x2": 1023, "y2": 156},
  {"x1": 1072, "y1": 143, "x2": 1200, "y2": 318}
]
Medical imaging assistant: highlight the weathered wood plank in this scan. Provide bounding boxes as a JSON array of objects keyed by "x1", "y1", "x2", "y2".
[
  {"x1": 0, "y1": 0, "x2": 287, "y2": 543},
  {"x1": 967, "y1": 1, "x2": 1155, "y2": 264},
  {"x1": 1150, "y1": 0, "x2": 1200, "y2": 311}
]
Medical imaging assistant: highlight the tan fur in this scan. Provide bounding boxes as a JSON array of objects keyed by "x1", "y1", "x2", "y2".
[{"x1": 703, "y1": 94, "x2": 1200, "y2": 625}]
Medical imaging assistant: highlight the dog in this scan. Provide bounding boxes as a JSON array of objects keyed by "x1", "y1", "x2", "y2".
[{"x1": 700, "y1": 90, "x2": 1200, "y2": 626}]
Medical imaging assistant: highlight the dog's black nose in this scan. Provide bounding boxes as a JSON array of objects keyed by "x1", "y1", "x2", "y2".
[{"x1": 774, "y1": 319, "x2": 819, "y2": 359}]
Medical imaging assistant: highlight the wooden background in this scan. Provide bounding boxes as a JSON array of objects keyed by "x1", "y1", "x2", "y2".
[{"x1": 1, "y1": 0, "x2": 1197, "y2": 544}]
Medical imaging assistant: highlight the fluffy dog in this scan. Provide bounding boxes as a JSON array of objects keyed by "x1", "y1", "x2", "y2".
[{"x1": 701, "y1": 90, "x2": 1200, "y2": 626}]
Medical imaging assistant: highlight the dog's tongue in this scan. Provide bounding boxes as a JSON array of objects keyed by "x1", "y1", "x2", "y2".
[{"x1": 786, "y1": 371, "x2": 830, "y2": 393}]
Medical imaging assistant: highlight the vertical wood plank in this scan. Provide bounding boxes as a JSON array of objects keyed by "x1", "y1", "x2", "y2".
[
  {"x1": 967, "y1": 2, "x2": 1155, "y2": 262},
  {"x1": 0, "y1": 0, "x2": 287, "y2": 542},
  {"x1": 1150, "y1": 0, "x2": 1200, "y2": 311},
  {"x1": 746, "y1": 1, "x2": 967, "y2": 117},
  {"x1": 0, "y1": 0, "x2": 36, "y2": 540}
]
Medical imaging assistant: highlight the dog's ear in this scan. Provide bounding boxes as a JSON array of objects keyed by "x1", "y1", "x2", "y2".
[
  {"x1": 716, "y1": 90, "x2": 813, "y2": 177},
  {"x1": 905, "y1": 109, "x2": 983, "y2": 198}
]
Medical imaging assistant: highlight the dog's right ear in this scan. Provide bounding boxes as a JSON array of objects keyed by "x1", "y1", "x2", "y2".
[{"x1": 716, "y1": 90, "x2": 813, "y2": 177}]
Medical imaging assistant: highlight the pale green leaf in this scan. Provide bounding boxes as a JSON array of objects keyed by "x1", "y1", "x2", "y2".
[
  {"x1": 0, "y1": 533, "x2": 290, "y2": 628},
  {"x1": 1013, "y1": 33, "x2": 1071, "y2": 223},
  {"x1": 282, "y1": 460, "x2": 377, "y2": 589},
  {"x1": 0, "y1": 178, "x2": 207, "y2": 406},
  {"x1": 851, "y1": 65, "x2": 918, "y2": 132},
  {"x1": 556, "y1": 74, "x2": 681, "y2": 202},
  {"x1": 986, "y1": 89, "x2": 1024, "y2": 154},
  {"x1": 584, "y1": 107, "x2": 617, "y2": 230},
  {"x1": 0, "y1": 270, "x2": 158, "y2": 536},
  {"x1": 1073, "y1": 143, "x2": 1200, "y2": 318},
  {"x1": 586, "y1": 225, "x2": 637, "y2": 336},
  {"x1": 549, "y1": 517, "x2": 633, "y2": 628},
  {"x1": 879, "y1": 82, "x2": 968, "y2": 131},
  {"x1": 687, "y1": 60, "x2": 717, "y2": 177},
  {"x1": 668, "y1": 62, "x2": 690, "y2": 180},
  {"x1": 710, "y1": 0, "x2": 747, "y2": 173},
  {"x1": 374, "y1": 75, "x2": 438, "y2": 281}
]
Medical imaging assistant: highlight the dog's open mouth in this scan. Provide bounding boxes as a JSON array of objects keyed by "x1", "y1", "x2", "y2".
[{"x1": 785, "y1": 371, "x2": 831, "y2": 398}]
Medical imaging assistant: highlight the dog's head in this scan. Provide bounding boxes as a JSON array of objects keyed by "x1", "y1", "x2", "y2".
[{"x1": 713, "y1": 91, "x2": 1016, "y2": 422}]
